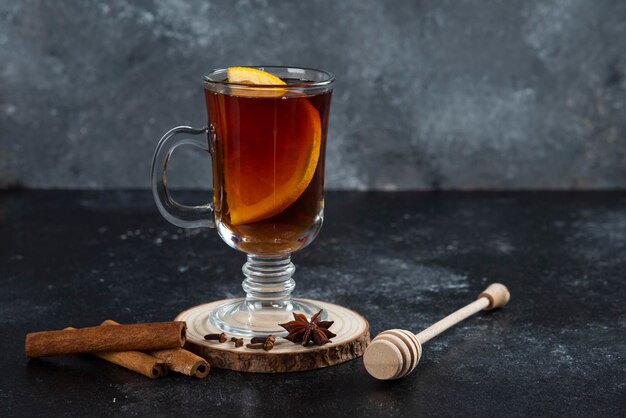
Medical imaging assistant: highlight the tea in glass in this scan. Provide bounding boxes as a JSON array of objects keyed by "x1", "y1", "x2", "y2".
[{"x1": 205, "y1": 79, "x2": 332, "y2": 255}]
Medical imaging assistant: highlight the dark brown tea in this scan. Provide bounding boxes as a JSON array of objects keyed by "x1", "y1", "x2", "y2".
[{"x1": 205, "y1": 81, "x2": 332, "y2": 255}]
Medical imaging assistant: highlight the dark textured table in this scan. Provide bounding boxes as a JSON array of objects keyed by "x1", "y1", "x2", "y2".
[{"x1": 2, "y1": 191, "x2": 624, "y2": 416}]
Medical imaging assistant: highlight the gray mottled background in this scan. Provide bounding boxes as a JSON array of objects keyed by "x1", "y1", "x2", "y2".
[{"x1": 1, "y1": 0, "x2": 625, "y2": 190}]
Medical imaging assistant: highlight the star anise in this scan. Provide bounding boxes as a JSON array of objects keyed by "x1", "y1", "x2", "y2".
[{"x1": 279, "y1": 309, "x2": 336, "y2": 346}]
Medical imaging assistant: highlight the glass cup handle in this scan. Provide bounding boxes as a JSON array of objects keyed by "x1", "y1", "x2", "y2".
[{"x1": 151, "y1": 126, "x2": 215, "y2": 229}]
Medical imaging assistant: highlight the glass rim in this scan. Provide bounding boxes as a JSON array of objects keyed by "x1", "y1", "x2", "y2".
[{"x1": 202, "y1": 66, "x2": 335, "y2": 89}]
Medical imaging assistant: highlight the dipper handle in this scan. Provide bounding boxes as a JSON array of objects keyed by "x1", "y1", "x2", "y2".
[{"x1": 416, "y1": 283, "x2": 510, "y2": 344}]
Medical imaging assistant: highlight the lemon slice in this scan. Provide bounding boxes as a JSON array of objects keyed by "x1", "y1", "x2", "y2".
[
  {"x1": 227, "y1": 67, "x2": 286, "y2": 98},
  {"x1": 228, "y1": 67, "x2": 287, "y2": 85}
]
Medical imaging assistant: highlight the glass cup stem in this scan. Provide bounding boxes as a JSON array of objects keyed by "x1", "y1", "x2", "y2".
[
  {"x1": 208, "y1": 253, "x2": 324, "y2": 337},
  {"x1": 242, "y1": 254, "x2": 296, "y2": 306}
]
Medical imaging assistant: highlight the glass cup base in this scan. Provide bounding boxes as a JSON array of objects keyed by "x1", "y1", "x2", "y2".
[{"x1": 207, "y1": 298, "x2": 326, "y2": 337}]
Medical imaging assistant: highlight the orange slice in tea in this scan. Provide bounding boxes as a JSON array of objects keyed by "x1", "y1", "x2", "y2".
[
  {"x1": 227, "y1": 67, "x2": 287, "y2": 98},
  {"x1": 228, "y1": 67, "x2": 286, "y2": 85},
  {"x1": 225, "y1": 67, "x2": 321, "y2": 225}
]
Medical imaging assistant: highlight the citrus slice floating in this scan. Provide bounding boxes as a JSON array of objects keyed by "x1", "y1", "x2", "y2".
[
  {"x1": 228, "y1": 67, "x2": 286, "y2": 85},
  {"x1": 224, "y1": 67, "x2": 321, "y2": 225},
  {"x1": 227, "y1": 67, "x2": 287, "y2": 98}
]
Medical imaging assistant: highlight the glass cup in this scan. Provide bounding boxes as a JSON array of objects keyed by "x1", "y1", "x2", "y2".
[{"x1": 151, "y1": 66, "x2": 334, "y2": 336}]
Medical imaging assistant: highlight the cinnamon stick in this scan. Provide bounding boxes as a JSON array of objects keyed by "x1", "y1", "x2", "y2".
[
  {"x1": 102, "y1": 320, "x2": 209, "y2": 378},
  {"x1": 65, "y1": 327, "x2": 167, "y2": 379},
  {"x1": 25, "y1": 322, "x2": 186, "y2": 358},
  {"x1": 94, "y1": 350, "x2": 168, "y2": 379},
  {"x1": 148, "y1": 348, "x2": 209, "y2": 378}
]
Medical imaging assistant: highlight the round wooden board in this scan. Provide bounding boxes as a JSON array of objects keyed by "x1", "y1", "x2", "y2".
[{"x1": 175, "y1": 299, "x2": 370, "y2": 373}]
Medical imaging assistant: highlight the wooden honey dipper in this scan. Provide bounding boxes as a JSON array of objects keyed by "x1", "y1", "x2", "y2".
[{"x1": 363, "y1": 283, "x2": 510, "y2": 380}]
